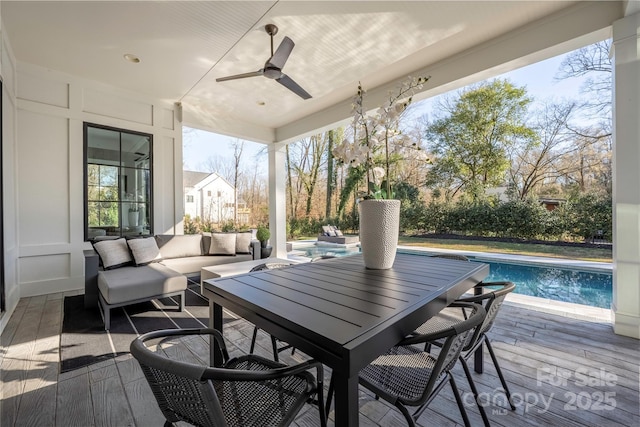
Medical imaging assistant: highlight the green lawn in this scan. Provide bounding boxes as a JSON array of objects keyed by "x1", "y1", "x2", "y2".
[
  {"x1": 295, "y1": 235, "x2": 612, "y2": 263},
  {"x1": 397, "y1": 236, "x2": 612, "y2": 263}
]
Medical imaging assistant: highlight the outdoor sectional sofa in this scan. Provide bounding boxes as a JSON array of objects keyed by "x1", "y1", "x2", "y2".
[{"x1": 85, "y1": 232, "x2": 260, "y2": 329}]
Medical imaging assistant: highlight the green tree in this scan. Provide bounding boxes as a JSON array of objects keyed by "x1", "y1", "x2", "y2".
[
  {"x1": 555, "y1": 39, "x2": 612, "y2": 191},
  {"x1": 556, "y1": 39, "x2": 611, "y2": 117},
  {"x1": 325, "y1": 129, "x2": 336, "y2": 218},
  {"x1": 302, "y1": 134, "x2": 327, "y2": 216},
  {"x1": 425, "y1": 79, "x2": 536, "y2": 199},
  {"x1": 337, "y1": 165, "x2": 365, "y2": 218},
  {"x1": 563, "y1": 192, "x2": 612, "y2": 241},
  {"x1": 231, "y1": 139, "x2": 244, "y2": 225},
  {"x1": 507, "y1": 102, "x2": 577, "y2": 200}
]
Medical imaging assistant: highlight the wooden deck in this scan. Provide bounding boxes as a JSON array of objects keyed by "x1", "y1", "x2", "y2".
[{"x1": 1, "y1": 291, "x2": 638, "y2": 427}]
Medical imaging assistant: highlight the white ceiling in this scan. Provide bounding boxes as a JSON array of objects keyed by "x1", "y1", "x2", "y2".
[{"x1": 1, "y1": 1, "x2": 623, "y2": 144}]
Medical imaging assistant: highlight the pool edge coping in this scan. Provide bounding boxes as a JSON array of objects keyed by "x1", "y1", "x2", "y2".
[{"x1": 395, "y1": 245, "x2": 612, "y2": 272}]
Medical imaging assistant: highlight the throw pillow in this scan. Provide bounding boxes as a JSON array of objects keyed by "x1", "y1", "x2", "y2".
[
  {"x1": 335, "y1": 229, "x2": 344, "y2": 237},
  {"x1": 321, "y1": 225, "x2": 332, "y2": 236},
  {"x1": 235, "y1": 232, "x2": 253, "y2": 254},
  {"x1": 127, "y1": 237, "x2": 162, "y2": 266},
  {"x1": 209, "y1": 233, "x2": 237, "y2": 256},
  {"x1": 93, "y1": 238, "x2": 133, "y2": 270},
  {"x1": 155, "y1": 234, "x2": 203, "y2": 258}
]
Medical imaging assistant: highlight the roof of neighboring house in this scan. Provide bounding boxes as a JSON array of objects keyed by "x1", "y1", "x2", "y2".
[
  {"x1": 183, "y1": 171, "x2": 211, "y2": 189},
  {"x1": 184, "y1": 170, "x2": 237, "y2": 192}
]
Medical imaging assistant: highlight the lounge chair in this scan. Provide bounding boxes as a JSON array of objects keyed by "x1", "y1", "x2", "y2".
[{"x1": 317, "y1": 225, "x2": 359, "y2": 245}]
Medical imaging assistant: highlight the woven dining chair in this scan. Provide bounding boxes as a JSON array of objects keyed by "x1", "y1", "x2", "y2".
[
  {"x1": 415, "y1": 281, "x2": 517, "y2": 426},
  {"x1": 130, "y1": 327, "x2": 326, "y2": 427},
  {"x1": 247, "y1": 262, "x2": 296, "y2": 361},
  {"x1": 325, "y1": 301, "x2": 486, "y2": 427}
]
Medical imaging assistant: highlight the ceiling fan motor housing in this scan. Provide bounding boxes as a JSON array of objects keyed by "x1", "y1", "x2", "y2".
[
  {"x1": 265, "y1": 24, "x2": 278, "y2": 36},
  {"x1": 263, "y1": 66, "x2": 282, "y2": 79}
]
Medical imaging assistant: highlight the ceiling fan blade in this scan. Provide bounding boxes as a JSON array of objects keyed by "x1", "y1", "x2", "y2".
[
  {"x1": 216, "y1": 70, "x2": 263, "y2": 82},
  {"x1": 267, "y1": 36, "x2": 294, "y2": 69},
  {"x1": 277, "y1": 74, "x2": 312, "y2": 99}
]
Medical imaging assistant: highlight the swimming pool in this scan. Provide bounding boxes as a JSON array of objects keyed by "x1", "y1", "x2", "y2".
[
  {"x1": 470, "y1": 259, "x2": 611, "y2": 309},
  {"x1": 292, "y1": 243, "x2": 612, "y2": 308},
  {"x1": 296, "y1": 244, "x2": 361, "y2": 258}
]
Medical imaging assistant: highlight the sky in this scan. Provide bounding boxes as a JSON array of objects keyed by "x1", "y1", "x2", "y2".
[{"x1": 182, "y1": 50, "x2": 590, "y2": 173}]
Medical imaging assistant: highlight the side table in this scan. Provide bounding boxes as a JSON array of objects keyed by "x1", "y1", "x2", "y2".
[{"x1": 84, "y1": 249, "x2": 100, "y2": 308}]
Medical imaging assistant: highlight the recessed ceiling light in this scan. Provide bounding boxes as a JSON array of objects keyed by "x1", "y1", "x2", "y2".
[{"x1": 123, "y1": 53, "x2": 141, "y2": 63}]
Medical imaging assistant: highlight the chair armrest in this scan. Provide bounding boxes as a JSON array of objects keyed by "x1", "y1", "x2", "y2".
[
  {"x1": 131, "y1": 327, "x2": 324, "y2": 391},
  {"x1": 204, "y1": 355, "x2": 324, "y2": 384},
  {"x1": 456, "y1": 281, "x2": 516, "y2": 303},
  {"x1": 131, "y1": 328, "x2": 231, "y2": 378},
  {"x1": 399, "y1": 302, "x2": 485, "y2": 345}
]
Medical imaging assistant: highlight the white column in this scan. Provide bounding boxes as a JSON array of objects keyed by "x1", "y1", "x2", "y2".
[
  {"x1": 612, "y1": 12, "x2": 640, "y2": 339},
  {"x1": 268, "y1": 143, "x2": 287, "y2": 258}
]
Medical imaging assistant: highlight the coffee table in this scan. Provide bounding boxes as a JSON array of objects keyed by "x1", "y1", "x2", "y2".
[{"x1": 200, "y1": 257, "x2": 295, "y2": 288}]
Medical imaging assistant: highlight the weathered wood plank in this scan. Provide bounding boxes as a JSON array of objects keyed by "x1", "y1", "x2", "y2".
[
  {"x1": 114, "y1": 356, "x2": 144, "y2": 385},
  {"x1": 90, "y1": 375, "x2": 135, "y2": 427},
  {"x1": 0, "y1": 297, "x2": 47, "y2": 427},
  {"x1": 123, "y1": 377, "x2": 166, "y2": 426},
  {"x1": 13, "y1": 362, "x2": 58, "y2": 426},
  {"x1": 2, "y1": 293, "x2": 638, "y2": 427},
  {"x1": 0, "y1": 299, "x2": 28, "y2": 365},
  {"x1": 56, "y1": 372, "x2": 95, "y2": 427},
  {"x1": 490, "y1": 343, "x2": 639, "y2": 426}
]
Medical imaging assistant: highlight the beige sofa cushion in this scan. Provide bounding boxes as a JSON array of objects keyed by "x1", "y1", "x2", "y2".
[
  {"x1": 93, "y1": 238, "x2": 133, "y2": 270},
  {"x1": 98, "y1": 263, "x2": 187, "y2": 305},
  {"x1": 160, "y1": 253, "x2": 253, "y2": 275},
  {"x1": 127, "y1": 237, "x2": 161, "y2": 266},
  {"x1": 209, "y1": 233, "x2": 236, "y2": 255},
  {"x1": 155, "y1": 234, "x2": 203, "y2": 259},
  {"x1": 235, "y1": 232, "x2": 253, "y2": 254}
]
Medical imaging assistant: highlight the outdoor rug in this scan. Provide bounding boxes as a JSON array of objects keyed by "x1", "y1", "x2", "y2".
[{"x1": 60, "y1": 277, "x2": 238, "y2": 373}]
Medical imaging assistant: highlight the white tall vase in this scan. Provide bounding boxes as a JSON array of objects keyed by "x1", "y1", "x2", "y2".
[
  {"x1": 139, "y1": 206, "x2": 146, "y2": 226},
  {"x1": 128, "y1": 210, "x2": 139, "y2": 227},
  {"x1": 358, "y1": 199, "x2": 400, "y2": 269}
]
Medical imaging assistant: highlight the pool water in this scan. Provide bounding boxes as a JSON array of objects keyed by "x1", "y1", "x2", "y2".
[
  {"x1": 476, "y1": 260, "x2": 612, "y2": 309},
  {"x1": 293, "y1": 244, "x2": 612, "y2": 309},
  {"x1": 298, "y1": 244, "x2": 361, "y2": 258}
]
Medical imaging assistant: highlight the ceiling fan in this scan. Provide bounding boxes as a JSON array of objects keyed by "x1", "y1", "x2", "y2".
[{"x1": 216, "y1": 24, "x2": 312, "y2": 100}]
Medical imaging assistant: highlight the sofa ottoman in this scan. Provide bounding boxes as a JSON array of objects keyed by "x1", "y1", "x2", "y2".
[{"x1": 98, "y1": 263, "x2": 187, "y2": 330}]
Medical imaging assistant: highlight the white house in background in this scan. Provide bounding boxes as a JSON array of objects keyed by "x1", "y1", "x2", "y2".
[{"x1": 183, "y1": 171, "x2": 248, "y2": 224}]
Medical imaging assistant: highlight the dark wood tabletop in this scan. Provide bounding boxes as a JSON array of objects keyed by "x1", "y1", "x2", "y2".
[{"x1": 202, "y1": 252, "x2": 489, "y2": 426}]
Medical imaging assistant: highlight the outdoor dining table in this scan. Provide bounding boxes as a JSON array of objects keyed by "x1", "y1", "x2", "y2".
[{"x1": 202, "y1": 252, "x2": 489, "y2": 426}]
